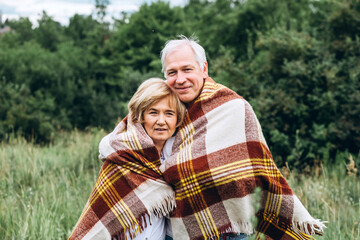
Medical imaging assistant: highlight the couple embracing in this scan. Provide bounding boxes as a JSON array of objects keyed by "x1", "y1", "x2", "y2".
[{"x1": 69, "y1": 36, "x2": 326, "y2": 240}]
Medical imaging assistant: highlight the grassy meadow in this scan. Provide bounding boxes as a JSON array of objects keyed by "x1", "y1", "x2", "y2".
[{"x1": 0, "y1": 130, "x2": 359, "y2": 239}]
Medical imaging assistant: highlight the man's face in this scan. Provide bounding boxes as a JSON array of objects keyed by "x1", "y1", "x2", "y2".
[{"x1": 164, "y1": 45, "x2": 208, "y2": 103}]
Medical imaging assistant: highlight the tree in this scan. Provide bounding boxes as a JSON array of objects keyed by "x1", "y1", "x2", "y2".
[
  {"x1": 95, "y1": 0, "x2": 110, "y2": 22},
  {"x1": 108, "y1": 1, "x2": 187, "y2": 73},
  {"x1": 34, "y1": 11, "x2": 64, "y2": 51},
  {"x1": 6, "y1": 17, "x2": 34, "y2": 43}
]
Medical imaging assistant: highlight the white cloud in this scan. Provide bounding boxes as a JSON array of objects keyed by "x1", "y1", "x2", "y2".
[
  {"x1": 0, "y1": 0, "x2": 186, "y2": 26},
  {"x1": 0, "y1": 0, "x2": 140, "y2": 26}
]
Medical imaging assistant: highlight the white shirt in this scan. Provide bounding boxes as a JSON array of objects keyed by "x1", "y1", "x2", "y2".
[
  {"x1": 130, "y1": 215, "x2": 166, "y2": 240},
  {"x1": 131, "y1": 136, "x2": 175, "y2": 240}
]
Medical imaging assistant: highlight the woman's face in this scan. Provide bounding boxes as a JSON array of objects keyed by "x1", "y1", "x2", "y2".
[{"x1": 143, "y1": 96, "x2": 178, "y2": 151}]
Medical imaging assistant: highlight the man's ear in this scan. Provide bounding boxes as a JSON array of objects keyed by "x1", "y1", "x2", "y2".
[{"x1": 203, "y1": 62, "x2": 208, "y2": 78}]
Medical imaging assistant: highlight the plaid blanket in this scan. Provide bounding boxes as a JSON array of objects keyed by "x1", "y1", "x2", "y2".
[
  {"x1": 69, "y1": 78, "x2": 325, "y2": 240},
  {"x1": 159, "y1": 78, "x2": 326, "y2": 240},
  {"x1": 68, "y1": 118, "x2": 175, "y2": 240}
]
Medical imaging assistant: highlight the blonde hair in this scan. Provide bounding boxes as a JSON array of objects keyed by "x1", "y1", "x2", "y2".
[{"x1": 128, "y1": 78, "x2": 186, "y2": 128}]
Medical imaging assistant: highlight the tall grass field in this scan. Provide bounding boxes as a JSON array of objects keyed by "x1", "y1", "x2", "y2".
[{"x1": 1, "y1": 130, "x2": 359, "y2": 239}]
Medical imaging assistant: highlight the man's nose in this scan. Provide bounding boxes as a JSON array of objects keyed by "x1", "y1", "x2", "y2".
[{"x1": 176, "y1": 72, "x2": 186, "y2": 84}]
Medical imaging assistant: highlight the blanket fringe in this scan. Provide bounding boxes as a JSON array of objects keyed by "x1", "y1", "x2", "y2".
[
  {"x1": 217, "y1": 220, "x2": 254, "y2": 238},
  {"x1": 292, "y1": 219, "x2": 327, "y2": 236},
  {"x1": 150, "y1": 192, "x2": 176, "y2": 218},
  {"x1": 118, "y1": 213, "x2": 149, "y2": 240},
  {"x1": 228, "y1": 220, "x2": 254, "y2": 235},
  {"x1": 120, "y1": 192, "x2": 176, "y2": 240}
]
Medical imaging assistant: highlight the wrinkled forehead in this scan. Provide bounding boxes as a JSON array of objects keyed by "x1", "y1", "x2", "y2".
[
  {"x1": 147, "y1": 95, "x2": 177, "y2": 111},
  {"x1": 165, "y1": 46, "x2": 199, "y2": 69},
  {"x1": 169, "y1": 44, "x2": 196, "y2": 58}
]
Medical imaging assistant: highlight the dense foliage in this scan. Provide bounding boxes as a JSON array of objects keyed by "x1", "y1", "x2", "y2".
[{"x1": 0, "y1": 0, "x2": 359, "y2": 169}]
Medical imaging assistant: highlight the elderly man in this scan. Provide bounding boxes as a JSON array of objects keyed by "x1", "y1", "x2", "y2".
[{"x1": 159, "y1": 35, "x2": 325, "y2": 240}]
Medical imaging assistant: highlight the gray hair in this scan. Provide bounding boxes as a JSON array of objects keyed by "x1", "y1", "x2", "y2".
[{"x1": 160, "y1": 35, "x2": 207, "y2": 78}]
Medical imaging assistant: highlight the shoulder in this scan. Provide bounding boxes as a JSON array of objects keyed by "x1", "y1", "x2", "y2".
[{"x1": 206, "y1": 82, "x2": 252, "y2": 112}]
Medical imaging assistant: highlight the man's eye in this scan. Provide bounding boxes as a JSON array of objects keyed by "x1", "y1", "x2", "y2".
[{"x1": 167, "y1": 71, "x2": 175, "y2": 76}]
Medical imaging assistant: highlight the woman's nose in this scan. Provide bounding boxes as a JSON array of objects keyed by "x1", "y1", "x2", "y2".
[{"x1": 157, "y1": 114, "x2": 165, "y2": 124}]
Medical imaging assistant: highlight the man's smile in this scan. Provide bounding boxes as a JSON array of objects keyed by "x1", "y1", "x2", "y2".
[{"x1": 175, "y1": 86, "x2": 191, "y2": 93}]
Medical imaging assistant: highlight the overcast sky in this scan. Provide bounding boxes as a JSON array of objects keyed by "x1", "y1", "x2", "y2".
[{"x1": 0, "y1": 0, "x2": 187, "y2": 26}]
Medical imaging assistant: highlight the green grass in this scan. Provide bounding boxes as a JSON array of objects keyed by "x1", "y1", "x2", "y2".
[
  {"x1": 0, "y1": 130, "x2": 359, "y2": 239},
  {"x1": 286, "y1": 164, "x2": 360, "y2": 240},
  {"x1": 0, "y1": 129, "x2": 103, "y2": 240}
]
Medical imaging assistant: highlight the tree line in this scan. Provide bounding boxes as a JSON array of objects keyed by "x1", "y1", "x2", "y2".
[{"x1": 0, "y1": 0, "x2": 359, "y2": 170}]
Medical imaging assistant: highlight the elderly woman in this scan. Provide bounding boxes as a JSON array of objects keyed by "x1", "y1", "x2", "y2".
[
  {"x1": 127, "y1": 78, "x2": 185, "y2": 157},
  {"x1": 69, "y1": 78, "x2": 185, "y2": 240}
]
